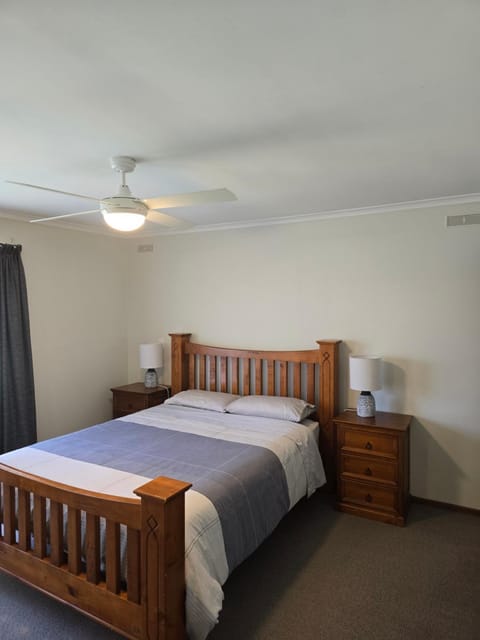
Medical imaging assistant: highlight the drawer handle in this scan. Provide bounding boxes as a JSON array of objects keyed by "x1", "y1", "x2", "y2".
[
  {"x1": 128, "y1": 403, "x2": 133, "y2": 409},
  {"x1": 365, "y1": 493, "x2": 373, "y2": 503},
  {"x1": 364, "y1": 467, "x2": 372, "y2": 476},
  {"x1": 365, "y1": 441, "x2": 373, "y2": 450}
]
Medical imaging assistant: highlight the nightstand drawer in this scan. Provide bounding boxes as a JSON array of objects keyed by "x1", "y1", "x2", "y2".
[
  {"x1": 340, "y1": 429, "x2": 398, "y2": 458},
  {"x1": 341, "y1": 454, "x2": 397, "y2": 484},
  {"x1": 340, "y1": 479, "x2": 397, "y2": 513},
  {"x1": 113, "y1": 392, "x2": 147, "y2": 413}
]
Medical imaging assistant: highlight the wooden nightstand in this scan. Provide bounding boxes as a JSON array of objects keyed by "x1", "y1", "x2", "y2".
[
  {"x1": 334, "y1": 410, "x2": 411, "y2": 526},
  {"x1": 111, "y1": 383, "x2": 171, "y2": 419}
]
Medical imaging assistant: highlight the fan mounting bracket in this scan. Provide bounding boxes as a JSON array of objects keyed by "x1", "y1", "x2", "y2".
[{"x1": 111, "y1": 156, "x2": 136, "y2": 173}]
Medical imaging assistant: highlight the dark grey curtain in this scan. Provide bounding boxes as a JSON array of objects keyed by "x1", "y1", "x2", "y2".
[{"x1": 0, "y1": 243, "x2": 37, "y2": 453}]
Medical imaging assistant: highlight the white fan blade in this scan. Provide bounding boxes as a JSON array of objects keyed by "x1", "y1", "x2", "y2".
[
  {"x1": 6, "y1": 180, "x2": 99, "y2": 202},
  {"x1": 30, "y1": 210, "x2": 100, "y2": 223},
  {"x1": 146, "y1": 210, "x2": 192, "y2": 228},
  {"x1": 144, "y1": 188, "x2": 236, "y2": 210}
]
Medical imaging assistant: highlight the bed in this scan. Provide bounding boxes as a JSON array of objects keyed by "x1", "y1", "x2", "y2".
[{"x1": 0, "y1": 333, "x2": 340, "y2": 640}]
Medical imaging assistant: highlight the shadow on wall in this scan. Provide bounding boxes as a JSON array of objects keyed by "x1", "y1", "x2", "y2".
[
  {"x1": 378, "y1": 360, "x2": 407, "y2": 412},
  {"x1": 410, "y1": 417, "x2": 466, "y2": 506},
  {"x1": 376, "y1": 359, "x2": 431, "y2": 414}
]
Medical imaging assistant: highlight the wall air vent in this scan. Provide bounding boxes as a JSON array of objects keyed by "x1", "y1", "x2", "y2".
[
  {"x1": 445, "y1": 213, "x2": 480, "y2": 228},
  {"x1": 137, "y1": 244, "x2": 154, "y2": 252}
]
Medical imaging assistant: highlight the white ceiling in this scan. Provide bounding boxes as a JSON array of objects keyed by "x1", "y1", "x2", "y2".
[{"x1": 1, "y1": 1, "x2": 479, "y2": 236}]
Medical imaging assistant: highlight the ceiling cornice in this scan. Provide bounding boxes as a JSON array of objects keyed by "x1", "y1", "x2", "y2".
[
  {"x1": 138, "y1": 192, "x2": 480, "y2": 237},
  {"x1": 2, "y1": 192, "x2": 479, "y2": 238}
]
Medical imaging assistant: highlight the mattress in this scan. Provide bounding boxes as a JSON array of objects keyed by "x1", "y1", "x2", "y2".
[{"x1": 0, "y1": 403, "x2": 326, "y2": 639}]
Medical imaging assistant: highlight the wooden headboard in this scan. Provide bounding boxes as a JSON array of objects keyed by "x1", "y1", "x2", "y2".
[{"x1": 169, "y1": 333, "x2": 341, "y2": 487}]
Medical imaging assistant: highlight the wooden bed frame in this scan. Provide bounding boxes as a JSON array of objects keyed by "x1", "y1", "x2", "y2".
[{"x1": 0, "y1": 334, "x2": 340, "y2": 640}]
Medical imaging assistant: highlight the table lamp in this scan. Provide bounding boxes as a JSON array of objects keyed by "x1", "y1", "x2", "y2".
[
  {"x1": 139, "y1": 343, "x2": 163, "y2": 388},
  {"x1": 349, "y1": 355, "x2": 382, "y2": 418}
]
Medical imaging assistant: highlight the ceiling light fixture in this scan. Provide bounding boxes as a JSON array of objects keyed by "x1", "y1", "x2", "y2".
[
  {"x1": 100, "y1": 187, "x2": 147, "y2": 231},
  {"x1": 101, "y1": 210, "x2": 146, "y2": 231}
]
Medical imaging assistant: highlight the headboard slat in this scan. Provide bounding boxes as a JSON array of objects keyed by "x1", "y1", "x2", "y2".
[
  {"x1": 231, "y1": 358, "x2": 239, "y2": 394},
  {"x1": 209, "y1": 356, "x2": 216, "y2": 391},
  {"x1": 188, "y1": 354, "x2": 195, "y2": 390},
  {"x1": 255, "y1": 359, "x2": 262, "y2": 394},
  {"x1": 220, "y1": 357, "x2": 227, "y2": 393},
  {"x1": 278, "y1": 361, "x2": 287, "y2": 397},
  {"x1": 266, "y1": 360, "x2": 274, "y2": 395},
  {"x1": 293, "y1": 362, "x2": 301, "y2": 398},
  {"x1": 199, "y1": 355, "x2": 206, "y2": 390},
  {"x1": 306, "y1": 363, "x2": 315, "y2": 406},
  {"x1": 243, "y1": 357, "x2": 250, "y2": 396}
]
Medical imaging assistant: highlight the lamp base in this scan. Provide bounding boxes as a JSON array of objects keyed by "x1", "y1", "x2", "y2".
[
  {"x1": 357, "y1": 391, "x2": 376, "y2": 418},
  {"x1": 144, "y1": 368, "x2": 158, "y2": 388}
]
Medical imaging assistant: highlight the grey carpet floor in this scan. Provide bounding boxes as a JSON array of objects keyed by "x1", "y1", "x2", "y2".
[{"x1": 0, "y1": 494, "x2": 478, "y2": 640}]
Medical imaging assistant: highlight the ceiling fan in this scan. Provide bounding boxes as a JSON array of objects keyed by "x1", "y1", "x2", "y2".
[{"x1": 6, "y1": 156, "x2": 237, "y2": 232}]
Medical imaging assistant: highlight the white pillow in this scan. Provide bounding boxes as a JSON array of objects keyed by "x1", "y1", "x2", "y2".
[
  {"x1": 226, "y1": 395, "x2": 315, "y2": 422},
  {"x1": 164, "y1": 390, "x2": 239, "y2": 412}
]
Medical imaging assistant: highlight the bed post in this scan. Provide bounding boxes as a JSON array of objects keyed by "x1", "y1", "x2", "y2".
[
  {"x1": 134, "y1": 476, "x2": 192, "y2": 640},
  {"x1": 169, "y1": 333, "x2": 192, "y2": 395},
  {"x1": 317, "y1": 340, "x2": 341, "y2": 489}
]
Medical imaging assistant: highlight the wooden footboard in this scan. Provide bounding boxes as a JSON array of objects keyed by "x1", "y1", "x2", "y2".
[{"x1": 0, "y1": 464, "x2": 190, "y2": 640}]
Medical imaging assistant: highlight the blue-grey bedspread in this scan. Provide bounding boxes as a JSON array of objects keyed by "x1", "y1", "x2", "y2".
[{"x1": 34, "y1": 419, "x2": 289, "y2": 572}]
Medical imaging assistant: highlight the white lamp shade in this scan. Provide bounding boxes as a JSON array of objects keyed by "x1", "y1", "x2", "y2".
[
  {"x1": 349, "y1": 355, "x2": 382, "y2": 391},
  {"x1": 139, "y1": 343, "x2": 163, "y2": 369}
]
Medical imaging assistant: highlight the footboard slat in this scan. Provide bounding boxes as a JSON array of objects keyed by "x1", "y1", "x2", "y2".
[
  {"x1": 106, "y1": 519, "x2": 121, "y2": 594},
  {"x1": 127, "y1": 526, "x2": 141, "y2": 603},
  {"x1": 33, "y1": 495, "x2": 47, "y2": 558},
  {"x1": 18, "y1": 488, "x2": 31, "y2": 551},
  {"x1": 50, "y1": 500, "x2": 65, "y2": 566},
  {"x1": 3, "y1": 485, "x2": 15, "y2": 544},
  {"x1": 85, "y1": 513, "x2": 100, "y2": 584},
  {"x1": 68, "y1": 506, "x2": 82, "y2": 575}
]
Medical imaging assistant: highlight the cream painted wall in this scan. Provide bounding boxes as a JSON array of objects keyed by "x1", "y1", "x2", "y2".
[
  {"x1": 1, "y1": 219, "x2": 128, "y2": 441},
  {"x1": 126, "y1": 204, "x2": 480, "y2": 509}
]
